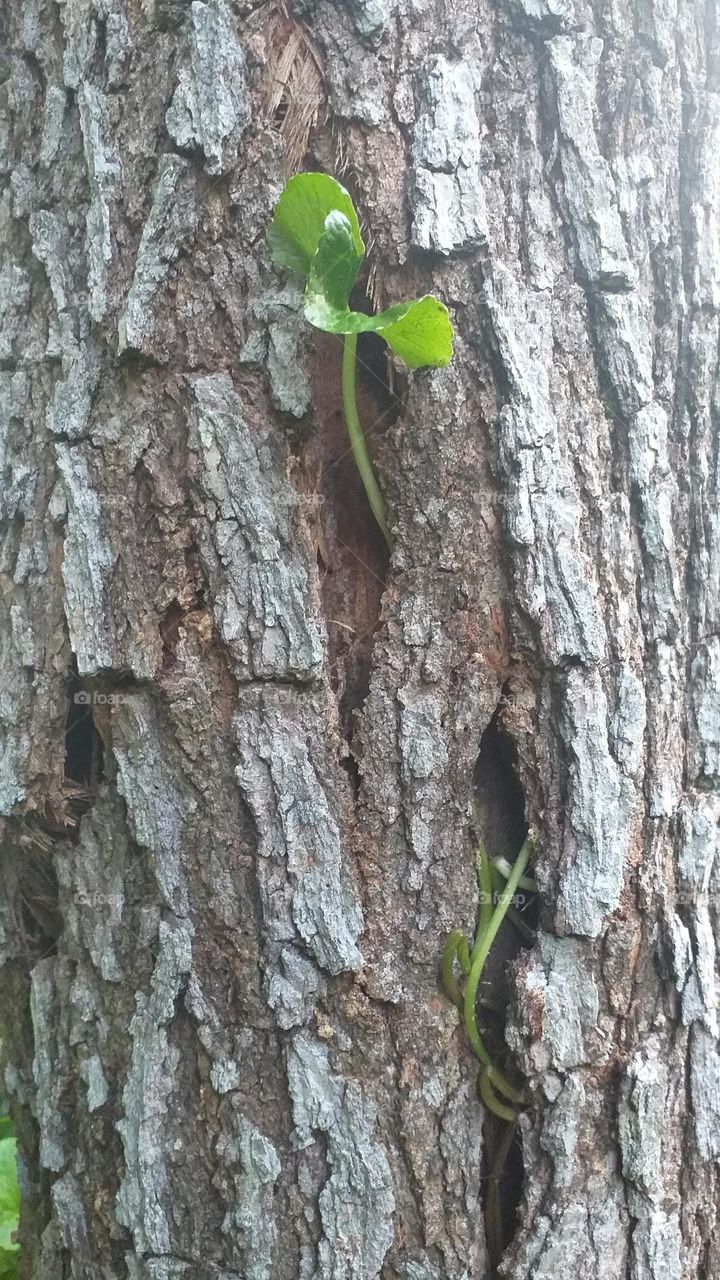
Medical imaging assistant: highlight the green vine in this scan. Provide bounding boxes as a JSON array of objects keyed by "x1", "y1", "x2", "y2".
[
  {"x1": 441, "y1": 835, "x2": 537, "y2": 1266},
  {"x1": 268, "y1": 170, "x2": 533, "y2": 1270},
  {"x1": 442, "y1": 837, "x2": 534, "y2": 1117}
]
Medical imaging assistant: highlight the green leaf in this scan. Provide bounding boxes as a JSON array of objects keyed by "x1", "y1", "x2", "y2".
[
  {"x1": 0, "y1": 1251, "x2": 17, "y2": 1280},
  {"x1": 267, "y1": 173, "x2": 364, "y2": 277},
  {"x1": 304, "y1": 291, "x2": 453, "y2": 369},
  {"x1": 306, "y1": 211, "x2": 364, "y2": 313},
  {"x1": 370, "y1": 295, "x2": 454, "y2": 368},
  {"x1": 0, "y1": 1137, "x2": 19, "y2": 1265}
]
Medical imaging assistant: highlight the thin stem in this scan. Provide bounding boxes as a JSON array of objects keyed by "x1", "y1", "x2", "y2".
[
  {"x1": 441, "y1": 843, "x2": 497, "y2": 1009},
  {"x1": 440, "y1": 930, "x2": 471, "y2": 1010},
  {"x1": 463, "y1": 837, "x2": 533, "y2": 1104},
  {"x1": 490, "y1": 865, "x2": 535, "y2": 943},
  {"x1": 492, "y1": 855, "x2": 538, "y2": 893},
  {"x1": 341, "y1": 333, "x2": 391, "y2": 545},
  {"x1": 479, "y1": 1068, "x2": 517, "y2": 1123}
]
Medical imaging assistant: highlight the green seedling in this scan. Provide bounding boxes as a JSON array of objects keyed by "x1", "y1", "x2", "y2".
[{"x1": 267, "y1": 173, "x2": 454, "y2": 544}]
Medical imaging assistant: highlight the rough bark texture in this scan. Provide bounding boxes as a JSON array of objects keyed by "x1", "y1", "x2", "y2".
[{"x1": 1, "y1": 1, "x2": 719, "y2": 1279}]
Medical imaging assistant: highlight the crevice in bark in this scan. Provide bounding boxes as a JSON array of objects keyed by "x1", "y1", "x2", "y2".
[
  {"x1": 154, "y1": 1, "x2": 190, "y2": 34},
  {"x1": 65, "y1": 670, "x2": 105, "y2": 792},
  {"x1": 307, "y1": 316, "x2": 395, "y2": 743},
  {"x1": 474, "y1": 705, "x2": 529, "y2": 870},
  {"x1": 473, "y1": 705, "x2": 533, "y2": 1270},
  {"x1": 0, "y1": 662, "x2": 123, "y2": 964},
  {"x1": 481, "y1": 1115, "x2": 526, "y2": 1272},
  {"x1": 159, "y1": 588, "x2": 207, "y2": 672}
]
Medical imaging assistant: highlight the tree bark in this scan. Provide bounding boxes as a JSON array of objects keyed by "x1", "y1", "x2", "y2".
[{"x1": 1, "y1": 1, "x2": 719, "y2": 1278}]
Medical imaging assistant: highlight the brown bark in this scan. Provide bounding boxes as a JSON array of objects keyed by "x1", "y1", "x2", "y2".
[{"x1": 0, "y1": 1, "x2": 719, "y2": 1278}]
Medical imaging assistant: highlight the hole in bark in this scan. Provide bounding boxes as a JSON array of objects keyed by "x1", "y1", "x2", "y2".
[
  {"x1": 94, "y1": 15, "x2": 107, "y2": 67},
  {"x1": 160, "y1": 600, "x2": 187, "y2": 666},
  {"x1": 481, "y1": 1117, "x2": 526, "y2": 1272},
  {"x1": 65, "y1": 671, "x2": 104, "y2": 790},
  {"x1": 154, "y1": 0, "x2": 191, "y2": 33},
  {"x1": 159, "y1": 590, "x2": 207, "y2": 671},
  {"x1": 474, "y1": 709, "x2": 527, "y2": 862},
  {"x1": 473, "y1": 708, "x2": 533, "y2": 1269}
]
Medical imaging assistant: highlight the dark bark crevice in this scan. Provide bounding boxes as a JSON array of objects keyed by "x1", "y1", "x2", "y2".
[
  {"x1": 64, "y1": 670, "x2": 105, "y2": 792},
  {"x1": 305, "y1": 326, "x2": 391, "y2": 741},
  {"x1": 473, "y1": 710, "x2": 534, "y2": 1271}
]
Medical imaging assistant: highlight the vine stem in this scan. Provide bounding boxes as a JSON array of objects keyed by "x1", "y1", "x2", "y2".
[
  {"x1": 462, "y1": 837, "x2": 533, "y2": 1104},
  {"x1": 490, "y1": 864, "x2": 535, "y2": 942},
  {"x1": 479, "y1": 1069, "x2": 517, "y2": 1123},
  {"x1": 342, "y1": 333, "x2": 391, "y2": 544}
]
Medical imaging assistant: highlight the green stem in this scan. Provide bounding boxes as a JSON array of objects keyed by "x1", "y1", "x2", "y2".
[
  {"x1": 491, "y1": 855, "x2": 538, "y2": 893},
  {"x1": 440, "y1": 929, "x2": 471, "y2": 1010},
  {"x1": 441, "y1": 842, "x2": 495, "y2": 1009},
  {"x1": 490, "y1": 865, "x2": 535, "y2": 943},
  {"x1": 463, "y1": 837, "x2": 533, "y2": 1105},
  {"x1": 479, "y1": 1068, "x2": 517, "y2": 1123},
  {"x1": 342, "y1": 333, "x2": 390, "y2": 544}
]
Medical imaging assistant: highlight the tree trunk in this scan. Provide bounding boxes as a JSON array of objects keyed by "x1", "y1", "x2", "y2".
[{"x1": 1, "y1": 1, "x2": 719, "y2": 1278}]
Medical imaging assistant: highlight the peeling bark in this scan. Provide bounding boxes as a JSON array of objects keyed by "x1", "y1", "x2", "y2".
[{"x1": 0, "y1": 1, "x2": 719, "y2": 1279}]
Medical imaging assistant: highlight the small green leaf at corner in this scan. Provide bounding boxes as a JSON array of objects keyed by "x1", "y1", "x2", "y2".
[
  {"x1": 267, "y1": 173, "x2": 364, "y2": 277},
  {"x1": 0, "y1": 1252, "x2": 17, "y2": 1280},
  {"x1": 0, "y1": 1136, "x2": 19, "y2": 1268}
]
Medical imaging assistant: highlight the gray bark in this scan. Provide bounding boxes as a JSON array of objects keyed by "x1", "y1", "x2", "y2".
[{"x1": 0, "y1": 1, "x2": 719, "y2": 1279}]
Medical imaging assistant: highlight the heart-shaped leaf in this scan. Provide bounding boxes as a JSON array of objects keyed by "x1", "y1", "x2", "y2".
[
  {"x1": 363, "y1": 295, "x2": 454, "y2": 367},
  {"x1": 267, "y1": 173, "x2": 364, "y2": 276}
]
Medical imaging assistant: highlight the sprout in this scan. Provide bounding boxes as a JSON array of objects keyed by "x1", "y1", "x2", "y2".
[{"x1": 267, "y1": 173, "x2": 454, "y2": 543}]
